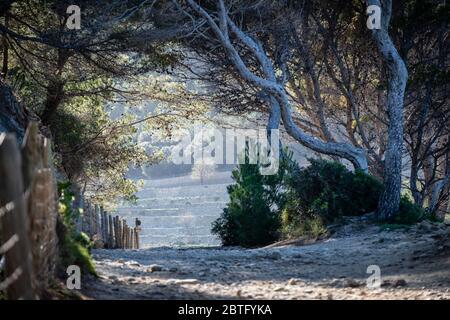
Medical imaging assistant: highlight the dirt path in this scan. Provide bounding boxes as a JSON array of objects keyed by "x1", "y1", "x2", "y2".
[{"x1": 82, "y1": 218, "x2": 450, "y2": 300}]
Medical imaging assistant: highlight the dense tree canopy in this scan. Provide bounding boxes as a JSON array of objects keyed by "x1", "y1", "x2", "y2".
[{"x1": 0, "y1": 0, "x2": 448, "y2": 218}]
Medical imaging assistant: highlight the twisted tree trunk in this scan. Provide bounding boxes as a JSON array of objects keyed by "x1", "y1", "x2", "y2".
[
  {"x1": 367, "y1": 0, "x2": 408, "y2": 220},
  {"x1": 185, "y1": 0, "x2": 368, "y2": 172}
]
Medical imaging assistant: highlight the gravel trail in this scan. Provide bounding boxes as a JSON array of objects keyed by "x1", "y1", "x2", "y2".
[{"x1": 83, "y1": 218, "x2": 450, "y2": 300}]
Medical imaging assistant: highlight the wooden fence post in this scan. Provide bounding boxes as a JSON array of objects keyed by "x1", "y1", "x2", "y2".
[
  {"x1": 134, "y1": 228, "x2": 138, "y2": 249},
  {"x1": 120, "y1": 219, "x2": 124, "y2": 249},
  {"x1": 117, "y1": 218, "x2": 122, "y2": 248},
  {"x1": 135, "y1": 218, "x2": 141, "y2": 249},
  {"x1": 112, "y1": 216, "x2": 116, "y2": 248},
  {"x1": 99, "y1": 208, "x2": 104, "y2": 242},
  {"x1": 104, "y1": 212, "x2": 108, "y2": 248},
  {"x1": 127, "y1": 227, "x2": 131, "y2": 249},
  {"x1": 21, "y1": 124, "x2": 57, "y2": 294},
  {"x1": 89, "y1": 204, "x2": 94, "y2": 237},
  {"x1": 108, "y1": 214, "x2": 114, "y2": 249},
  {"x1": 128, "y1": 226, "x2": 132, "y2": 249},
  {"x1": 20, "y1": 122, "x2": 43, "y2": 189},
  {"x1": 125, "y1": 224, "x2": 130, "y2": 249},
  {"x1": 114, "y1": 216, "x2": 119, "y2": 248},
  {"x1": 27, "y1": 169, "x2": 57, "y2": 294},
  {"x1": 104, "y1": 211, "x2": 109, "y2": 248},
  {"x1": 93, "y1": 207, "x2": 97, "y2": 236},
  {"x1": 122, "y1": 223, "x2": 126, "y2": 249},
  {"x1": 124, "y1": 224, "x2": 128, "y2": 249},
  {"x1": 101, "y1": 208, "x2": 107, "y2": 245},
  {"x1": 130, "y1": 228, "x2": 134, "y2": 249},
  {"x1": 122, "y1": 221, "x2": 127, "y2": 249},
  {"x1": 0, "y1": 134, "x2": 36, "y2": 299},
  {"x1": 97, "y1": 207, "x2": 100, "y2": 236},
  {"x1": 84, "y1": 204, "x2": 89, "y2": 236}
]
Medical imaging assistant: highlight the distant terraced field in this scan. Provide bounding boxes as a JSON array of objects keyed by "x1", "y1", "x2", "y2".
[{"x1": 116, "y1": 171, "x2": 233, "y2": 247}]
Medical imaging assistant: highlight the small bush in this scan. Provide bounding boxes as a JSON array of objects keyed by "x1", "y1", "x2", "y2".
[
  {"x1": 57, "y1": 182, "x2": 96, "y2": 276},
  {"x1": 285, "y1": 159, "x2": 382, "y2": 223},
  {"x1": 211, "y1": 162, "x2": 280, "y2": 247},
  {"x1": 350, "y1": 169, "x2": 384, "y2": 215},
  {"x1": 391, "y1": 195, "x2": 427, "y2": 225},
  {"x1": 213, "y1": 155, "x2": 386, "y2": 246},
  {"x1": 74, "y1": 232, "x2": 93, "y2": 251},
  {"x1": 211, "y1": 147, "x2": 292, "y2": 247},
  {"x1": 279, "y1": 159, "x2": 383, "y2": 240},
  {"x1": 280, "y1": 208, "x2": 327, "y2": 239},
  {"x1": 59, "y1": 232, "x2": 97, "y2": 276}
]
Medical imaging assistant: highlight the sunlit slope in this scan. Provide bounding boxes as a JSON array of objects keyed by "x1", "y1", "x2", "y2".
[{"x1": 117, "y1": 171, "x2": 233, "y2": 247}]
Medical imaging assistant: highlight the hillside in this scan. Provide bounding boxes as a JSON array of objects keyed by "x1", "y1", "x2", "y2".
[{"x1": 116, "y1": 172, "x2": 233, "y2": 247}]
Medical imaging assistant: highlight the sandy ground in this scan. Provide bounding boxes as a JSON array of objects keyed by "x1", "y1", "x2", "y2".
[{"x1": 82, "y1": 217, "x2": 450, "y2": 300}]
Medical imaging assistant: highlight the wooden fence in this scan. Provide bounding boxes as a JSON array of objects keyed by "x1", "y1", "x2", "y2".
[
  {"x1": 79, "y1": 203, "x2": 141, "y2": 249},
  {"x1": 0, "y1": 122, "x2": 141, "y2": 299},
  {"x1": 0, "y1": 123, "x2": 56, "y2": 299}
]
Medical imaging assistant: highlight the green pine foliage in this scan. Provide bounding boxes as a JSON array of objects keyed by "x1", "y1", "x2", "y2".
[
  {"x1": 280, "y1": 159, "x2": 383, "y2": 240},
  {"x1": 211, "y1": 146, "x2": 292, "y2": 247},
  {"x1": 285, "y1": 159, "x2": 383, "y2": 223},
  {"x1": 394, "y1": 195, "x2": 429, "y2": 225},
  {"x1": 212, "y1": 154, "x2": 388, "y2": 247},
  {"x1": 211, "y1": 163, "x2": 279, "y2": 247},
  {"x1": 57, "y1": 182, "x2": 96, "y2": 276}
]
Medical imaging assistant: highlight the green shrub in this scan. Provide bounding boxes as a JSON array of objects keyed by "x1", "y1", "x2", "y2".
[
  {"x1": 391, "y1": 195, "x2": 427, "y2": 225},
  {"x1": 351, "y1": 169, "x2": 384, "y2": 215},
  {"x1": 213, "y1": 153, "x2": 388, "y2": 246},
  {"x1": 285, "y1": 159, "x2": 382, "y2": 223},
  {"x1": 57, "y1": 182, "x2": 96, "y2": 276},
  {"x1": 59, "y1": 232, "x2": 97, "y2": 276},
  {"x1": 211, "y1": 162, "x2": 280, "y2": 247},
  {"x1": 211, "y1": 147, "x2": 292, "y2": 247},
  {"x1": 280, "y1": 208, "x2": 327, "y2": 239},
  {"x1": 379, "y1": 196, "x2": 431, "y2": 227},
  {"x1": 74, "y1": 232, "x2": 93, "y2": 252},
  {"x1": 57, "y1": 181, "x2": 80, "y2": 228},
  {"x1": 279, "y1": 159, "x2": 383, "y2": 240}
]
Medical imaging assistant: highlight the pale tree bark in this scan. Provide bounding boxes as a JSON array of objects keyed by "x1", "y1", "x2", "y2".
[
  {"x1": 430, "y1": 173, "x2": 450, "y2": 220},
  {"x1": 184, "y1": 0, "x2": 368, "y2": 172},
  {"x1": 435, "y1": 181, "x2": 449, "y2": 220},
  {"x1": 429, "y1": 134, "x2": 450, "y2": 220},
  {"x1": 436, "y1": 144, "x2": 450, "y2": 219},
  {"x1": 367, "y1": 0, "x2": 408, "y2": 220}
]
